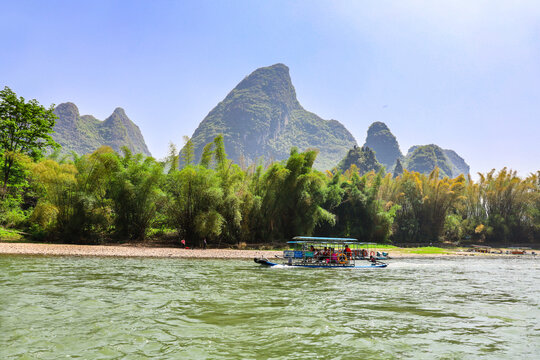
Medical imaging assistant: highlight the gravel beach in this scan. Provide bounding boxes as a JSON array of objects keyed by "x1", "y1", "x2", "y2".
[
  {"x1": 0, "y1": 242, "x2": 504, "y2": 259},
  {"x1": 0, "y1": 242, "x2": 282, "y2": 259},
  {"x1": 0, "y1": 242, "x2": 519, "y2": 259}
]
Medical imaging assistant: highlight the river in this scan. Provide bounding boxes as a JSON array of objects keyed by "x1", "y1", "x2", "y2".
[{"x1": 1, "y1": 255, "x2": 538, "y2": 359}]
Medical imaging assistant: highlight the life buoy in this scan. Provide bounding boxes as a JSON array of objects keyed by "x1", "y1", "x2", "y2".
[
  {"x1": 338, "y1": 253, "x2": 348, "y2": 264},
  {"x1": 362, "y1": 249, "x2": 368, "y2": 257},
  {"x1": 370, "y1": 251, "x2": 375, "y2": 256}
]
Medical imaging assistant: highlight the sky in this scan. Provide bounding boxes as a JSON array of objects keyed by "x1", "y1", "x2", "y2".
[{"x1": 1, "y1": 0, "x2": 539, "y2": 176}]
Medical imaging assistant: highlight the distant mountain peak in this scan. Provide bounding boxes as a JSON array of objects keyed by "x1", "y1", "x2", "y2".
[
  {"x1": 363, "y1": 121, "x2": 402, "y2": 169},
  {"x1": 186, "y1": 64, "x2": 356, "y2": 169},
  {"x1": 54, "y1": 102, "x2": 80, "y2": 118},
  {"x1": 52, "y1": 103, "x2": 151, "y2": 156},
  {"x1": 404, "y1": 144, "x2": 469, "y2": 177},
  {"x1": 368, "y1": 121, "x2": 390, "y2": 132},
  {"x1": 112, "y1": 107, "x2": 127, "y2": 116}
]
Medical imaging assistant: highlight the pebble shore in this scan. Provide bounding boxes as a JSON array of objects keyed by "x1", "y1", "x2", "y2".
[
  {"x1": 1, "y1": 242, "x2": 534, "y2": 259},
  {"x1": 0, "y1": 242, "x2": 281, "y2": 259}
]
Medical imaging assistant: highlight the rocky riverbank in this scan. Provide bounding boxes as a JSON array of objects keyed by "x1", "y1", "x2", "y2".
[{"x1": 2, "y1": 242, "x2": 536, "y2": 259}]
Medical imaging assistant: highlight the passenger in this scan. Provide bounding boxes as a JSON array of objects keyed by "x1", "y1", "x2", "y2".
[
  {"x1": 309, "y1": 245, "x2": 319, "y2": 262},
  {"x1": 345, "y1": 245, "x2": 352, "y2": 259},
  {"x1": 369, "y1": 255, "x2": 377, "y2": 264},
  {"x1": 331, "y1": 250, "x2": 338, "y2": 264}
]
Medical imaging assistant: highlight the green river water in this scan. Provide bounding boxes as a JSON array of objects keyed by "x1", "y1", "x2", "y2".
[{"x1": 1, "y1": 255, "x2": 539, "y2": 359}]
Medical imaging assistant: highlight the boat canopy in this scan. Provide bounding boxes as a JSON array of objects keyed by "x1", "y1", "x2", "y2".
[
  {"x1": 293, "y1": 236, "x2": 356, "y2": 242},
  {"x1": 289, "y1": 236, "x2": 377, "y2": 245}
]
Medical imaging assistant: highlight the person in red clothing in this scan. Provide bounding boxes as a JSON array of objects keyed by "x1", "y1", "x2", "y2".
[{"x1": 345, "y1": 245, "x2": 352, "y2": 259}]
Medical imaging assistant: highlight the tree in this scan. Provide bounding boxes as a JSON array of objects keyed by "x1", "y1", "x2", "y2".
[
  {"x1": 390, "y1": 169, "x2": 465, "y2": 243},
  {"x1": 257, "y1": 148, "x2": 334, "y2": 241},
  {"x1": 316, "y1": 170, "x2": 396, "y2": 243},
  {"x1": 0, "y1": 86, "x2": 58, "y2": 198},
  {"x1": 109, "y1": 149, "x2": 164, "y2": 240},
  {"x1": 181, "y1": 136, "x2": 194, "y2": 167},
  {"x1": 30, "y1": 146, "x2": 118, "y2": 241},
  {"x1": 166, "y1": 164, "x2": 224, "y2": 246},
  {"x1": 167, "y1": 142, "x2": 179, "y2": 173},
  {"x1": 393, "y1": 158, "x2": 404, "y2": 178}
]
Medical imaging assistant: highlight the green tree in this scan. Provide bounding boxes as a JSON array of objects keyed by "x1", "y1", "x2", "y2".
[
  {"x1": 257, "y1": 148, "x2": 334, "y2": 241},
  {"x1": 393, "y1": 158, "x2": 404, "y2": 178},
  {"x1": 317, "y1": 170, "x2": 396, "y2": 242},
  {"x1": 30, "y1": 147, "x2": 118, "y2": 242},
  {"x1": 166, "y1": 164, "x2": 224, "y2": 246},
  {"x1": 181, "y1": 136, "x2": 194, "y2": 167},
  {"x1": 390, "y1": 169, "x2": 465, "y2": 243},
  {"x1": 211, "y1": 135, "x2": 243, "y2": 246},
  {"x1": 109, "y1": 148, "x2": 164, "y2": 240},
  {"x1": 0, "y1": 86, "x2": 59, "y2": 198},
  {"x1": 469, "y1": 168, "x2": 536, "y2": 244}
]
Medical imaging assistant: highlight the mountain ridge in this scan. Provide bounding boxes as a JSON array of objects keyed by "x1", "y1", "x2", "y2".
[
  {"x1": 52, "y1": 102, "x2": 151, "y2": 156},
  {"x1": 186, "y1": 63, "x2": 357, "y2": 170},
  {"x1": 362, "y1": 121, "x2": 469, "y2": 177}
]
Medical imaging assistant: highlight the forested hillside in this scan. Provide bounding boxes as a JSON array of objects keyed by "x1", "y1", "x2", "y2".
[
  {"x1": 185, "y1": 64, "x2": 357, "y2": 170},
  {"x1": 53, "y1": 102, "x2": 151, "y2": 156},
  {"x1": 361, "y1": 122, "x2": 469, "y2": 177}
]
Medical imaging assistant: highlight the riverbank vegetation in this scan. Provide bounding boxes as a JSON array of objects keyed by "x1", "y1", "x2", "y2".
[{"x1": 1, "y1": 88, "x2": 539, "y2": 247}]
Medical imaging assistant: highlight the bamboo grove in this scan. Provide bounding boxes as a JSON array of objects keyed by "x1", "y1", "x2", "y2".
[
  {"x1": 1, "y1": 135, "x2": 538, "y2": 247},
  {"x1": 1, "y1": 88, "x2": 538, "y2": 246}
]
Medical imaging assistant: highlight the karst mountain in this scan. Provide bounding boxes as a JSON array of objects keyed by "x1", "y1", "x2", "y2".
[
  {"x1": 346, "y1": 121, "x2": 470, "y2": 178},
  {"x1": 52, "y1": 103, "x2": 151, "y2": 156},
  {"x1": 184, "y1": 64, "x2": 357, "y2": 170}
]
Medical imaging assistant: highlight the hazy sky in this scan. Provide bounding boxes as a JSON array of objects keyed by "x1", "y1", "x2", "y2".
[{"x1": 1, "y1": 0, "x2": 539, "y2": 175}]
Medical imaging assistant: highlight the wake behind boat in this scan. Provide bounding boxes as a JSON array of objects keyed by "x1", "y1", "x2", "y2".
[{"x1": 254, "y1": 236, "x2": 388, "y2": 268}]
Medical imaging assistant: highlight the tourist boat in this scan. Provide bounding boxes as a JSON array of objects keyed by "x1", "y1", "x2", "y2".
[{"x1": 254, "y1": 236, "x2": 388, "y2": 268}]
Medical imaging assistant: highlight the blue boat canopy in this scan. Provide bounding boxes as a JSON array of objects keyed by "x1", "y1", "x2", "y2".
[{"x1": 292, "y1": 236, "x2": 357, "y2": 242}]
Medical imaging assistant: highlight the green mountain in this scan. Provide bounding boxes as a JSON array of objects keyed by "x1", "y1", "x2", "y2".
[
  {"x1": 363, "y1": 121, "x2": 403, "y2": 170},
  {"x1": 52, "y1": 103, "x2": 151, "y2": 156},
  {"x1": 359, "y1": 121, "x2": 469, "y2": 177},
  {"x1": 186, "y1": 64, "x2": 357, "y2": 170},
  {"x1": 443, "y1": 149, "x2": 470, "y2": 177},
  {"x1": 337, "y1": 145, "x2": 382, "y2": 174},
  {"x1": 405, "y1": 145, "x2": 469, "y2": 177},
  {"x1": 405, "y1": 145, "x2": 454, "y2": 178}
]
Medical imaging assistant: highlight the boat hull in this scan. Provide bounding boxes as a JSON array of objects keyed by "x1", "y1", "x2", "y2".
[{"x1": 254, "y1": 258, "x2": 387, "y2": 268}]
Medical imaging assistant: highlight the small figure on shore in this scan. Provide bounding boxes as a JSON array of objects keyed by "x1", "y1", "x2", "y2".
[
  {"x1": 181, "y1": 239, "x2": 186, "y2": 248},
  {"x1": 203, "y1": 238, "x2": 207, "y2": 250}
]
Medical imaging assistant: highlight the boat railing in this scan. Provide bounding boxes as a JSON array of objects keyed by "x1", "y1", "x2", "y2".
[{"x1": 283, "y1": 249, "x2": 357, "y2": 266}]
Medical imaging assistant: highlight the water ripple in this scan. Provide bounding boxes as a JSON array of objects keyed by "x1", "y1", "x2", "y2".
[{"x1": 1, "y1": 256, "x2": 539, "y2": 359}]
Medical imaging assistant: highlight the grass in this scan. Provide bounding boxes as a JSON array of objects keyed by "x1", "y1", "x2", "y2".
[
  {"x1": 397, "y1": 246, "x2": 451, "y2": 254},
  {"x1": 373, "y1": 244, "x2": 399, "y2": 249},
  {"x1": 0, "y1": 227, "x2": 24, "y2": 242},
  {"x1": 248, "y1": 243, "x2": 452, "y2": 255}
]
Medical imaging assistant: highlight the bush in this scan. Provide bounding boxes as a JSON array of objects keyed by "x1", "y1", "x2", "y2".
[{"x1": 0, "y1": 198, "x2": 28, "y2": 228}]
